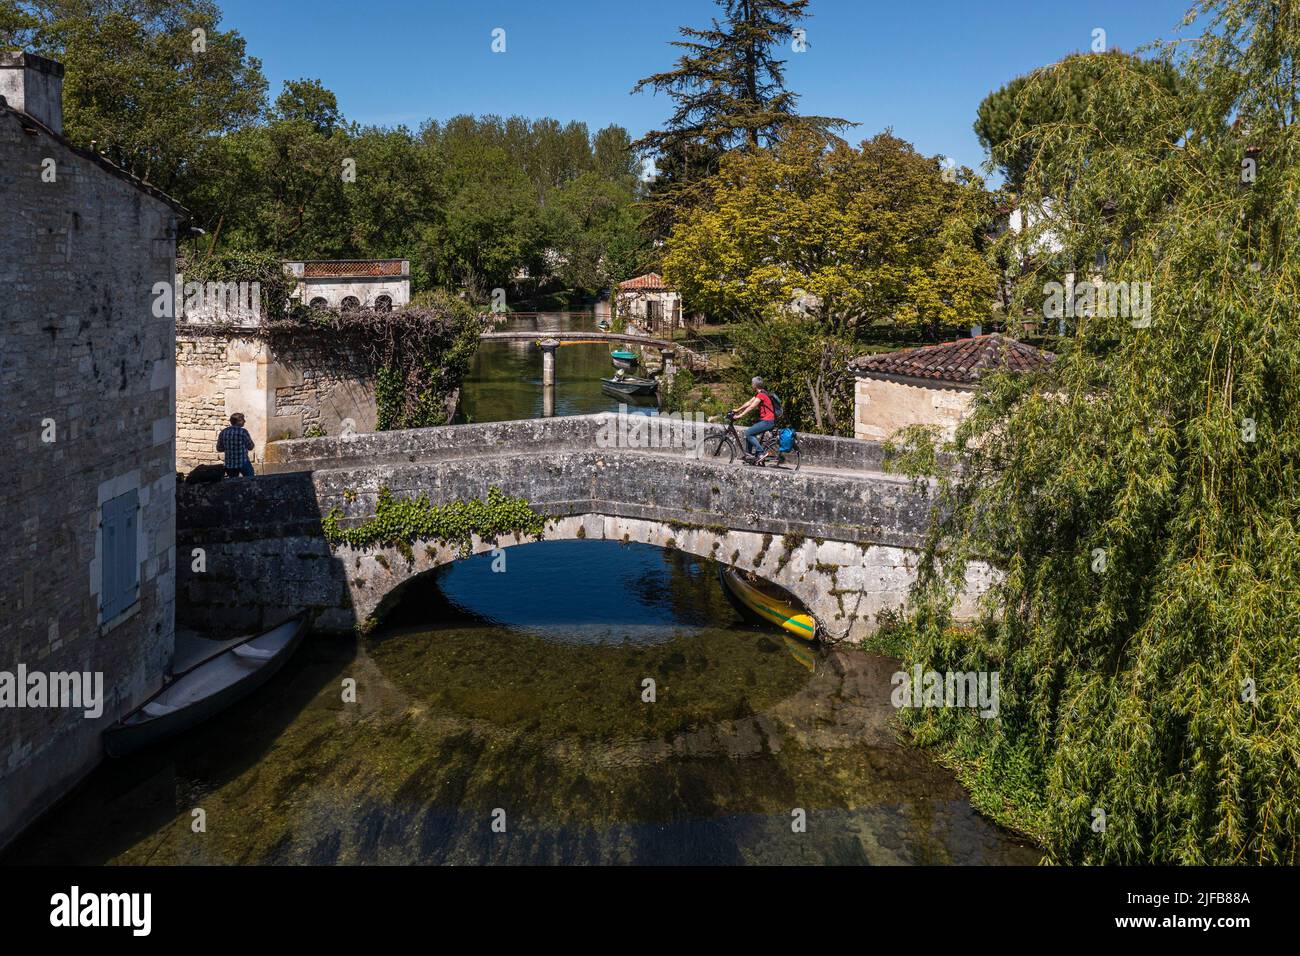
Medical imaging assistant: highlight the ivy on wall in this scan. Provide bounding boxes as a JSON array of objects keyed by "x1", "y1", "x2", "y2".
[
  {"x1": 322, "y1": 486, "x2": 546, "y2": 555},
  {"x1": 184, "y1": 252, "x2": 485, "y2": 432}
]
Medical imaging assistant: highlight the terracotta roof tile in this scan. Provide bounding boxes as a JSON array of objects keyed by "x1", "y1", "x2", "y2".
[
  {"x1": 301, "y1": 260, "x2": 406, "y2": 278},
  {"x1": 849, "y1": 333, "x2": 1054, "y2": 386},
  {"x1": 618, "y1": 272, "x2": 668, "y2": 290}
]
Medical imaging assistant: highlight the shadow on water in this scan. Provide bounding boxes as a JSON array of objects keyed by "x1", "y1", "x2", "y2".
[
  {"x1": 4, "y1": 531, "x2": 1040, "y2": 865},
  {"x1": 2, "y1": 636, "x2": 355, "y2": 865}
]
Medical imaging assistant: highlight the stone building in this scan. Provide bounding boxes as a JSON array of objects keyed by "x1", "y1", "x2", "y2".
[
  {"x1": 849, "y1": 334, "x2": 1054, "y2": 442},
  {"x1": 0, "y1": 52, "x2": 185, "y2": 848},
  {"x1": 284, "y1": 258, "x2": 409, "y2": 311},
  {"x1": 615, "y1": 272, "x2": 682, "y2": 332},
  {"x1": 175, "y1": 321, "x2": 378, "y2": 469}
]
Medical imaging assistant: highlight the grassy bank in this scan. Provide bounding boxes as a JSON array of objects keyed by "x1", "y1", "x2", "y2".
[{"x1": 860, "y1": 613, "x2": 1053, "y2": 851}]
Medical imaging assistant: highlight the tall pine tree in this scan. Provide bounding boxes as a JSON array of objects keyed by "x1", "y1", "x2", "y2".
[{"x1": 631, "y1": 0, "x2": 848, "y2": 236}]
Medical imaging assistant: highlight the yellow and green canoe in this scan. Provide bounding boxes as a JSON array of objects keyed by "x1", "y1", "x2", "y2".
[{"x1": 718, "y1": 567, "x2": 817, "y2": 641}]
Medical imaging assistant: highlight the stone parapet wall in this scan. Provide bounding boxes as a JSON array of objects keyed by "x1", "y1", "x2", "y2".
[
  {"x1": 264, "y1": 412, "x2": 896, "y2": 474},
  {"x1": 176, "y1": 473, "x2": 346, "y2": 636}
]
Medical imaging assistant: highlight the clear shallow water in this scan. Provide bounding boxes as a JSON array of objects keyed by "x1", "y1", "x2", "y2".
[
  {"x1": 3, "y1": 541, "x2": 1038, "y2": 865},
  {"x1": 457, "y1": 310, "x2": 658, "y2": 423}
]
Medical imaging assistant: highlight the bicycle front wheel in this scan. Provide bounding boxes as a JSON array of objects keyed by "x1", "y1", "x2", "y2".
[{"x1": 703, "y1": 432, "x2": 736, "y2": 463}]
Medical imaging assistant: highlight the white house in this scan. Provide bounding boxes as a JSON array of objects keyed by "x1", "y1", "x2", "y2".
[
  {"x1": 285, "y1": 259, "x2": 410, "y2": 311},
  {"x1": 615, "y1": 273, "x2": 683, "y2": 331}
]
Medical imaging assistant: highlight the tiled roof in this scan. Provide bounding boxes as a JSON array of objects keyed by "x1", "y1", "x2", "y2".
[
  {"x1": 849, "y1": 334, "x2": 1054, "y2": 386},
  {"x1": 301, "y1": 260, "x2": 406, "y2": 278},
  {"x1": 618, "y1": 272, "x2": 668, "y2": 290}
]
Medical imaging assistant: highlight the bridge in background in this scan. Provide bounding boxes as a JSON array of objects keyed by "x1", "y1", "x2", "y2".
[{"x1": 479, "y1": 329, "x2": 679, "y2": 349}]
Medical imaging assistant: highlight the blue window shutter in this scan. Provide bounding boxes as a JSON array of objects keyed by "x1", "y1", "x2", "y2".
[
  {"x1": 102, "y1": 505, "x2": 118, "y2": 619},
  {"x1": 101, "y1": 489, "x2": 139, "y2": 621}
]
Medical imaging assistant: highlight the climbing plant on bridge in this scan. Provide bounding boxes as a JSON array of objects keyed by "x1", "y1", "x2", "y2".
[{"x1": 322, "y1": 486, "x2": 546, "y2": 556}]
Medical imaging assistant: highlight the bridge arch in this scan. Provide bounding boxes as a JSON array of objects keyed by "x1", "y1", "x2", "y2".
[{"x1": 342, "y1": 512, "x2": 972, "y2": 643}]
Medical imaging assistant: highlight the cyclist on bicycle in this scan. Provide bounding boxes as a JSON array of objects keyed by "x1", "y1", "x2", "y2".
[{"x1": 731, "y1": 377, "x2": 778, "y2": 462}]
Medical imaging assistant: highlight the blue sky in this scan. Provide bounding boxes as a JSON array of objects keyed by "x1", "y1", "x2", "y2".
[{"x1": 219, "y1": 0, "x2": 1195, "y2": 175}]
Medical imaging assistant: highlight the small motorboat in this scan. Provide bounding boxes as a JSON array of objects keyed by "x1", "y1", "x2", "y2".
[
  {"x1": 601, "y1": 373, "x2": 658, "y2": 397},
  {"x1": 103, "y1": 613, "x2": 308, "y2": 757},
  {"x1": 718, "y1": 567, "x2": 817, "y2": 641},
  {"x1": 610, "y1": 349, "x2": 638, "y2": 370}
]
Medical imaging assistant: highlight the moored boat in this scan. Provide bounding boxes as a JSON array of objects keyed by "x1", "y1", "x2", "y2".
[
  {"x1": 601, "y1": 374, "x2": 658, "y2": 397},
  {"x1": 103, "y1": 613, "x2": 308, "y2": 758},
  {"x1": 718, "y1": 567, "x2": 817, "y2": 641},
  {"x1": 610, "y1": 349, "x2": 638, "y2": 370}
]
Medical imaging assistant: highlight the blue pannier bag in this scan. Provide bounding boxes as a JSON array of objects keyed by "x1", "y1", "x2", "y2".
[{"x1": 778, "y1": 428, "x2": 796, "y2": 452}]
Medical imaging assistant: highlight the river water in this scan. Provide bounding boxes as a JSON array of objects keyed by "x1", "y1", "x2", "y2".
[
  {"x1": 2, "y1": 312, "x2": 1039, "y2": 866},
  {"x1": 458, "y1": 308, "x2": 656, "y2": 422}
]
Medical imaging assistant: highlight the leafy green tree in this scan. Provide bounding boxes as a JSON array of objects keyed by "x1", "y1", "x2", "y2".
[
  {"x1": 632, "y1": 0, "x2": 849, "y2": 235},
  {"x1": 198, "y1": 78, "x2": 351, "y2": 258},
  {"x1": 592, "y1": 123, "x2": 639, "y2": 180},
  {"x1": 890, "y1": 0, "x2": 1300, "y2": 864},
  {"x1": 728, "y1": 316, "x2": 856, "y2": 434},
  {"x1": 546, "y1": 172, "x2": 649, "y2": 292},
  {"x1": 974, "y1": 50, "x2": 1181, "y2": 193},
  {"x1": 3, "y1": 0, "x2": 266, "y2": 212},
  {"x1": 273, "y1": 77, "x2": 341, "y2": 134},
  {"x1": 663, "y1": 130, "x2": 998, "y2": 338},
  {"x1": 632, "y1": 0, "x2": 843, "y2": 153},
  {"x1": 342, "y1": 125, "x2": 443, "y2": 264},
  {"x1": 434, "y1": 136, "x2": 540, "y2": 298}
]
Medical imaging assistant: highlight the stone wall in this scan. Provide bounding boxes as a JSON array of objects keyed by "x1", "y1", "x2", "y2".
[
  {"x1": 854, "y1": 376, "x2": 974, "y2": 442},
  {"x1": 176, "y1": 473, "x2": 348, "y2": 637},
  {"x1": 0, "y1": 103, "x2": 179, "y2": 849},
  {"x1": 293, "y1": 277, "x2": 409, "y2": 310},
  {"x1": 175, "y1": 325, "x2": 378, "y2": 470}
]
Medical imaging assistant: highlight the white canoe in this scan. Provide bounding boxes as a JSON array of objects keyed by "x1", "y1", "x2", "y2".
[{"x1": 103, "y1": 613, "x2": 308, "y2": 758}]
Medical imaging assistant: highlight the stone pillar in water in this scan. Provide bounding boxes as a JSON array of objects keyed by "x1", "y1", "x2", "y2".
[{"x1": 539, "y1": 338, "x2": 559, "y2": 417}]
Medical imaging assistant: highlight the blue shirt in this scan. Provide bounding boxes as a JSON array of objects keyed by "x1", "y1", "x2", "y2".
[{"x1": 217, "y1": 426, "x2": 254, "y2": 469}]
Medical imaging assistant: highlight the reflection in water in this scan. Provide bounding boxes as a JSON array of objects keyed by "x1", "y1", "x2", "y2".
[
  {"x1": 458, "y1": 310, "x2": 657, "y2": 424},
  {"x1": 3, "y1": 541, "x2": 1039, "y2": 866}
]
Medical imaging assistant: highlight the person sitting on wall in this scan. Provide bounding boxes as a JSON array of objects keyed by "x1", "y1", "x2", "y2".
[{"x1": 217, "y1": 413, "x2": 256, "y2": 478}]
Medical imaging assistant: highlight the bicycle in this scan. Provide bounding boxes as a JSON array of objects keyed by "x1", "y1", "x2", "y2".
[{"x1": 702, "y1": 412, "x2": 801, "y2": 471}]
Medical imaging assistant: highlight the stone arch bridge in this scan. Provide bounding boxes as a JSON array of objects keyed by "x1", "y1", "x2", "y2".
[{"x1": 177, "y1": 414, "x2": 992, "y2": 643}]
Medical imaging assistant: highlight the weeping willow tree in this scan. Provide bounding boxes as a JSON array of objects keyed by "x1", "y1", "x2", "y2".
[{"x1": 888, "y1": 0, "x2": 1300, "y2": 864}]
